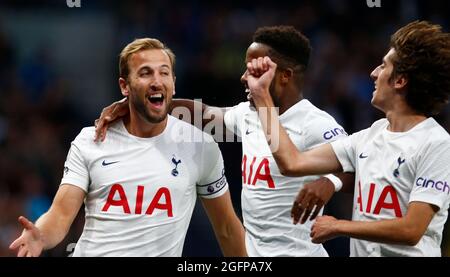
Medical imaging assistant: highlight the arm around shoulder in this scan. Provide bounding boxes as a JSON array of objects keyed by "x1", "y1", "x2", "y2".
[{"x1": 170, "y1": 98, "x2": 229, "y2": 129}]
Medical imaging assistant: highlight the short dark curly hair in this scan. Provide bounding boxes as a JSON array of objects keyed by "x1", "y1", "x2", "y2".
[
  {"x1": 253, "y1": 25, "x2": 312, "y2": 72},
  {"x1": 390, "y1": 20, "x2": 450, "y2": 116}
]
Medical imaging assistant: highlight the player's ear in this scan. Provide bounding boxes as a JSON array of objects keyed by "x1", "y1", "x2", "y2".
[
  {"x1": 119, "y1": 77, "x2": 130, "y2": 97},
  {"x1": 394, "y1": 74, "x2": 408, "y2": 90},
  {"x1": 280, "y1": 68, "x2": 294, "y2": 85}
]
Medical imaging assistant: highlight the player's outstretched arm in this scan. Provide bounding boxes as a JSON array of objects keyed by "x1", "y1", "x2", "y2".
[
  {"x1": 8, "y1": 216, "x2": 43, "y2": 257},
  {"x1": 311, "y1": 202, "x2": 437, "y2": 245},
  {"x1": 201, "y1": 191, "x2": 247, "y2": 257},
  {"x1": 170, "y1": 98, "x2": 235, "y2": 141},
  {"x1": 170, "y1": 99, "x2": 230, "y2": 140},
  {"x1": 246, "y1": 57, "x2": 342, "y2": 177},
  {"x1": 94, "y1": 98, "x2": 230, "y2": 141},
  {"x1": 9, "y1": 184, "x2": 85, "y2": 257}
]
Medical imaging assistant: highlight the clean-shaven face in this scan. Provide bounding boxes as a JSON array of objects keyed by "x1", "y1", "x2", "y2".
[{"x1": 370, "y1": 48, "x2": 397, "y2": 112}]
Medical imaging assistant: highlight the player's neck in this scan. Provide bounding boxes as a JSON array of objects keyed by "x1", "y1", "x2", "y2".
[
  {"x1": 124, "y1": 113, "x2": 168, "y2": 138},
  {"x1": 279, "y1": 89, "x2": 302, "y2": 115},
  {"x1": 386, "y1": 108, "x2": 427, "y2": 133}
]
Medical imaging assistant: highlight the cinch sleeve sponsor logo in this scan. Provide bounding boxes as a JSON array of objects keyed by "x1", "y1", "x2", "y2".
[
  {"x1": 416, "y1": 178, "x2": 450, "y2": 195},
  {"x1": 323, "y1": 128, "x2": 347, "y2": 140}
]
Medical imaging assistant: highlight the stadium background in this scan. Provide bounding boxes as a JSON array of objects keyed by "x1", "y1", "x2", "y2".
[{"x1": 0, "y1": 0, "x2": 448, "y2": 257}]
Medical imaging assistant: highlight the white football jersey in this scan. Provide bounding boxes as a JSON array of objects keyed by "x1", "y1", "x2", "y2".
[
  {"x1": 61, "y1": 116, "x2": 228, "y2": 257},
  {"x1": 224, "y1": 100, "x2": 347, "y2": 257},
  {"x1": 332, "y1": 118, "x2": 450, "y2": 257}
]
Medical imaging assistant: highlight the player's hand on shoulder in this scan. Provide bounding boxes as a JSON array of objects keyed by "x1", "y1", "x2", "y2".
[
  {"x1": 9, "y1": 216, "x2": 44, "y2": 257},
  {"x1": 94, "y1": 98, "x2": 129, "y2": 142},
  {"x1": 291, "y1": 177, "x2": 335, "y2": 225}
]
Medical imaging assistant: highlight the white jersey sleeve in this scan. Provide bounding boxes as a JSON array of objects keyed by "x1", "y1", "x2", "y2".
[
  {"x1": 224, "y1": 102, "x2": 250, "y2": 137},
  {"x1": 331, "y1": 129, "x2": 366, "y2": 173},
  {"x1": 196, "y1": 135, "x2": 228, "y2": 199},
  {"x1": 60, "y1": 128, "x2": 90, "y2": 192},
  {"x1": 303, "y1": 114, "x2": 348, "y2": 149},
  {"x1": 410, "y1": 139, "x2": 450, "y2": 209}
]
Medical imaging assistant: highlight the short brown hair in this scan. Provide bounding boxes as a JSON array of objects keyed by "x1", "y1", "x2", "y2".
[
  {"x1": 119, "y1": 38, "x2": 176, "y2": 79},
  {"x1": 390, "y1": 20, "x2": 450, "y2": 116}
]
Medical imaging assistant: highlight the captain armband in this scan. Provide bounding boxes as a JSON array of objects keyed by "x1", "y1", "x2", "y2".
[{"x1": 197, "y1": 174, "x2": 228, "y2": 197}]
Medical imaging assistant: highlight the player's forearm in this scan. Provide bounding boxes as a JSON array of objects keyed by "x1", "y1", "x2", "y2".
[
  {"x1": 35, "y1": 209, "x2": 73, "y2": 250},
  {"x1": 334, "y1": 218, "x2": 423, "y2": 246},
  {"x1": 252, "y1": 93, "x2": 341, "y2": 177},
  {"x1": 170, "y1": 99, "x2": 206, "y2": 126},
  {"x1": 170, "y1": 99, "x2": 229, "y2": 139},
  {"x1": 170, "y1": 99, "x2": 205, "y2": 115},
  {"x1": 215, "y1": 215, "x2": 247, "y2": 257},
  {"x1": 252, "y1": 94, "x2": 303, "y2": 175}
]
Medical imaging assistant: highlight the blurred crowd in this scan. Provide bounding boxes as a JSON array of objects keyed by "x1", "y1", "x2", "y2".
[{"x1": 0, "y1": 0, "x2": 449, "y2": 256}]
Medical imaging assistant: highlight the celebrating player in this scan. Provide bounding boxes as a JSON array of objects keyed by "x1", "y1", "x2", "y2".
[
  {"x1": 247, "y1": 21, "x2": 450, "y2": 256},
  {"x1": 95, "y1": 26, "x2": 355, "y2": 257},
  {"x1": 9, "y1": 38, "x2": 246, "y2": 257}
]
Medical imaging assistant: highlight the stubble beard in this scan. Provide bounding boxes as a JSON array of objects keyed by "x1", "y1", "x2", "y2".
[{"x1": 131, "y1": 91, "x2": 168, "y2": 124}]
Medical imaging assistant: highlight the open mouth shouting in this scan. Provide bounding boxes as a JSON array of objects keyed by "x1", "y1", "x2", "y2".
[{"x1": 147, "y1": 93, "x2": 165, "y2": 109}]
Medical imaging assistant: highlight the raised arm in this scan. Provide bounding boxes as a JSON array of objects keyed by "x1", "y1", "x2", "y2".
[
  {"x1": 246, "y1": 56, "x2": 343, "y2": 177},
  {"x1": 201, "y1": 191, "x2": 247, "y2": 257},
  {"x1": 9, "y1": 184, "x2": 85, "y2": 257}
]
